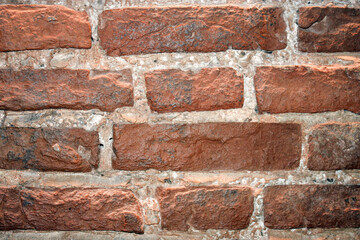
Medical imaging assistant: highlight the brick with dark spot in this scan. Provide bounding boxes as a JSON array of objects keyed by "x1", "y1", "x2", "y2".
[
  {"x1": 99, "y1": 6, "x2": 287, "y2": 56},
  {"x1": 157, "y1": 186, "x2": 253, "y2": 231},
  {"x1": 255, "y1": 65, "x2": 360, "y2": 114},
  {"x1": 298, "y1": 7, "x2": 360, "y2": 52},
  {"x1": 145, "y1": 68, "x2": 244, "y2": 113},
  {"x1": 264, "y1": 185, "x2": 360, "y2": 229},
  {"x1": 0, "y1": 5, "x2": 91, "y2": 51},
  {"x1": 0, "y1": 69, "x2": 133, "y2": 111},
  {"x1": 112, "y1": 123, "x2": 302, "y2": 171},
  {"x1": 0, "y1": 128, "x2": 99, "y2": 172},
  {"x1": 0, "y1": 187, "x2": 143, "y2": 233},
  {"x1": 308, "y1": 122, "x2": 360, "y2": 170}
]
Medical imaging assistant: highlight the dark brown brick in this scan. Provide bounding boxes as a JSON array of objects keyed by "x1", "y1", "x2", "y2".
[
  {"x1": 0, "y1": 187, "x2": 143, "y2": 233},
  {"x1": 145, "y1": 68, "x2": 244, "y2": 113},
  {"x1": 255, "y1": 65, "x2": 360, "y2": 114},
  {"x1": 99, "y1": 6, "x2": 287, "y2": 56},
  {"x1": 157, "y1": 186, "x2": 253, "y2": 231},
  {"x1": 308, "y1": 122, "x2": 360, "y2": 170},
  {"x1": 0, "y1": 5, "x2": 91, "y2": 51},
  {"x1": 298, "y1": 7, "x2": 360, "y2": 52},
  {"x1": 0, "y1": 69, "x2": 133, "y2": 111},
  {"x1": 112, "y1": 123, "x2": 302, "y2": 171},
  {"x1": 0, "y1": 128, "x2": 99, "y2": 172},
  {"x1": 264, "y1": 185, "x2": 360, "y2": 229}
]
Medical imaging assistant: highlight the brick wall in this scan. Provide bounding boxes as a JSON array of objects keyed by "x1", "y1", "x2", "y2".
[{"x1": 0, "y1": 0, "x2": 359, "y2": 239}]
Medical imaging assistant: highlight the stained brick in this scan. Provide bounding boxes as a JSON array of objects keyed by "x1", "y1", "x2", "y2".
[
  {"x1": 0, "y1": 5, "x2": 91, "y2": 51},
  {"x1": 0, "y1": 69, "x2": 133, "y2": 111},
  {"x1": 113, "y1": 123, "x2": 302, "y2": 171},
  {"x1": 157, "y1": 186, "x2": 253, "y2": 231},
  {"x1": 255, "y1": 65, "x2": 360, "y2": 114},
  {"x1": 308, "y1": 122, "x2": 360, "y2": 170},
  {"x1": 298, "y1": 7, "x2": 360, "y2": 52},
  {"x1": 0, "y1": 187, "x2": 143, "y2": 233},
  {"x1": 264, "y1": 185, "x2": 360, "y2": 229},
  {"x1": 99, "y1": 6, "x2": 287, "y2": 56},
  {"x1": 0, "y1": 128, "x2": 99, "y2": 172},
  {"x1": 145, "y1": 68, "x2": 244, "y2": 113}
]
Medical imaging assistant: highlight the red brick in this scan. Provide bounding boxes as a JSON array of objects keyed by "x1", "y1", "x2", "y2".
[
  {"x1": 0, "y1": 187, "x2": 143, "y2": 233},
  {"x1": 157, "y1": 186, "x2": 253, "y2": 231},
  {"x1": 264, "y1": 185, "x2": 360, "y2": 229},
  {"x1": 0, "y1": 5, "x2": 91, "y2": 51},
  {"x1": 0, "y1": 188, "x2": 30, "y2": 230},
  {"x1": 308, "y1": 122, "x2": 360, "y2": 170},
  {"x1": 0, "y1": 69, "x2": 133, "y2": 111},
  {"x1": 0, "y1": 128, "x2": 99, "y2": 172},
  {"x1": 99, "y1": 6, "x2": 287, "y2": 56},
  {"x1": 298, "y1": 7, "x2": 360, "y2": 52},
  {"x1": 145, "y1": 68, "x2": 244, "y2": 113},
  {"x1": 112, "y1": 123, "x2": 301, "y2": 171},
  {"x1": 255, "y1": 65, "x2": 360, "y2": 114}
]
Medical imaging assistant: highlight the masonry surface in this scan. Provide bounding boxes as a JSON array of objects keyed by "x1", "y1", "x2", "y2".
[{"x1": 0, "y1": 0, "x2": 359, "y2": 239}]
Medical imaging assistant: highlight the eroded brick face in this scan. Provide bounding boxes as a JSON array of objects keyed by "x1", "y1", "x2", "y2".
[
  {"x1": 157, "y1": 187, "x2": 253, "y2": 231},
  {"x1": 145, "y1": 68, "x2": 244, "y2": 113},
  {"x1": 0, "y1": 187, "x2": 143, "y2": 233},
  {"x1": 0, "y1": 128, "x2": 99, "y2": 172},
  {"x1": 254, "y1": 65, "x2": 360, "y2": 114},
  {"x1": 0, "y1": 5, "x2": 91, "y2": 51},
  {"x1": 264, "y1": 185, "x2": 360, "y2": 229},
  {"x1": 112, "y1": 123, "x2": 302, "y2": 171},
  {"x1": 0, "y1": 69, "x2": 133, "y2": 111},
  {"x1": 98, "y1": 6, "x2": 287, "y2": 56},
  {"x1": 308, "y1": 123, "x2": 360, "y2": 170},
  {"x1": 298, "y1": 7, "x2": 360, "y2": 52}
]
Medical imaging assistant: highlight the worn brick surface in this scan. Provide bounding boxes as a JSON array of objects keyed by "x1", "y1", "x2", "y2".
[
  {"x1": 157, "y1": 186, "x2": 253, "y2": 231},
  {"x1": 99, "y1": 6, "x2": 287, "y2": 56},
  {"x1": 0, "y1": 187, "x2": 143, "y2": 233},
  {"x1": 0, "y1": 128, "x2": 99, "y2": 172},
  {"x1": 0, "y1": 69, "x2": 133, "y2": 111},
  {"x1": 145, "y1": 67, "x2": 244, "y2": 113},
  {"x1": 298, "y1": 7, "x2": 360, "y2": 52},
  {"x1": 113, "y1": 123, "x2": 302, "y2": 171},
  {"x1": 308, "y1": 122, "x2": 360, "y2": 170},
  {"x1": 255, "y1": 65, "x2": 360, "y2": 114},
  {"x1": 264, "y1": 185, "x2": 360, "y2": 229},
  {"x1": 0, "y1": 5, "x2": 91, "y2": 51}
]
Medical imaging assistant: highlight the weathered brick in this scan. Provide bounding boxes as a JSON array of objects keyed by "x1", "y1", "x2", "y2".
[
  {"x1": 157, "y1": 186, "x2": 253, "y2": 231},
  {"x1": 308, "y1": 122, "x2": 360, "y2": 170},
  {"x1": 0, "y1": 128, "x2": 99, "y2": 172},
  {"x1": 255, "y1": 65, "x2": 360, "y2": 114},
  {"x1": 99, "y1": 6, "x2": 287, "y2": 56},
  {"x1": 0, "y1": 187, "x2": 143, "y2": 233},
  {"x1": 0, "y1": 5, "x2": 91, "y2": 51},
  {"x1": 298, "y1": 7, "x2": 360, "y2": 52},
  {"x1": 145, "y1": 68, "x2": 244, "y2": 113},
  {"x1": 113, "y1": 123, "x2": 301, "y2": 171},
  {"x1": 0, "y1": 69, "x2": 133, "y2": 111},
  {"x1": 264, "y1": 185, "x2": 360, "y2": 229}
]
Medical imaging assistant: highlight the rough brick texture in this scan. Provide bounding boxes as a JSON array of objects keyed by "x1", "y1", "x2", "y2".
[
  {"x1": 113, "y1": 123, "x2": 301, "y2": 171},
  {"x1": 255, "y1": 65, "x2": 360, "y2": 114},
  {"x1": 0, "y1": 69, "x2": 133, "y2": 111},
  {"x1": 0, "y1": 5, "x2": 91, "y2": 51},
  {"x1": 99, "y1": 6, "x2": 287, "y2": 56},
  {"x1": 0, "y1": 128, "x2": 99, "y2": 172},
  {"x1": 308, "y1": 122, "x2": 360, "y2": 170},
  {"x1": 298, "y1": 7, "x2": 360, "y2": 52},
  {"x1": 157, "y1": 187, "x2": 253, "y2": 231},
  {"x1": 0, "y1": 187, "x2": 143, "y2": 233},
  {"x1": 145, "y1": 68, "x2": 244, "y2": 113},
  {"x1": 264, "y1": 185, "x2": 360, "y2": 229}
]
